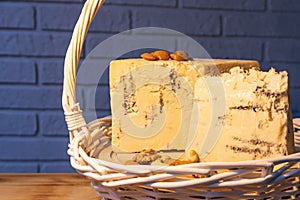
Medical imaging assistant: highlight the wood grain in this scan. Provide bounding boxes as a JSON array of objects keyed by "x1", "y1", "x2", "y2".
[{"x1": 0, "y1": 174, "x2": 100, "y2": 200}]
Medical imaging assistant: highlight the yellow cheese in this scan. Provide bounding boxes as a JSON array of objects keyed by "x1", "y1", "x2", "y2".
[
  {"x1": 109, "y1": 59, "x2": 263, "y2": 155},
  {"x1": 109, "y1": 58, "x2": 294, "y2": 162}
]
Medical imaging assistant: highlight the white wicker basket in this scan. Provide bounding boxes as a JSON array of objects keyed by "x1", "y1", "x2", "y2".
[{"x1": 62, "y1": 0, "x2": 300, "y2": 199}]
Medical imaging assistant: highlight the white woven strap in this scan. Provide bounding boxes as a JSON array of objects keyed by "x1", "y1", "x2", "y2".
[
  {"x1": 62, "y1": 0, "x2": 105, "y2": 130},
  {"x1": 64, "y1": 103, "x2": 87, "y2": 131}
]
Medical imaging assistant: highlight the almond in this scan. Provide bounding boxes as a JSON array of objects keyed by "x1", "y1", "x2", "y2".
[
  {"x1": 141, "y1": 53, "x2": 157, "y2": 61},
  {"x1": 188, "y1": 149, "x2": 200, "y2": 163},
  {"x1": 174, "y1": 50, "x2": 189, "y2": 60},
  {"x1": 170, "y1": 53, "x2": 186, "y2": 61},
  {"x1": 152, "y1": 50, "x2": 170, "y2": 60}
]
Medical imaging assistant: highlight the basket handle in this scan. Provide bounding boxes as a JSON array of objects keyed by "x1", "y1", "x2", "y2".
[{"x1": 62, "y1": 0, "x2": 105, "y2": 131}]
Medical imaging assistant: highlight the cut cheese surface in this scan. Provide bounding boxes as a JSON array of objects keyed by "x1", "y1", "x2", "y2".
[
  {"x1": 191, "y1": 69, "x2": 293, "y2": 161},
  {"x1": 109, "y1": 58, "x2": 294, "y2": 162}
]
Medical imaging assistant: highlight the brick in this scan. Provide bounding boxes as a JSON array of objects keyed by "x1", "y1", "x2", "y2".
[
  {"x1": 96, "y1": 110, "x2": 111, "y2": 118},
  {"x1": 39, "y1": 112, "x2": 68, "y2": 137},
  {"x1": 40, "y1": 161, "x2": 75, "y2": 173},
  {"x1": 0, "y1": 87, "x2": 62, "y2": 109},
  {"x1": 106, "y1": 0, "x2": 177, "y2": 7},
  {"x1": 40, "y1": 5, "x2": 81, "y2": 31},
  {"x1": 266, "y1": 40, "x2": 300, "y2": 62},
  {"x1": 0, "y1": 162, "x2": 38, "y2": 173},
  {"x1": 95, "y1": 86, "x2": 111, "y2": 110},
  {"x1": 0, "y1": 112, "x2": 37, "y2": 136},
  {"x1": 40, "y1": 5, "x2": 130, "y2": 33},
  {"x1": 86, "y1": 32, "x2": 176, "y2": 59},
  {"x1": 177, "y1": 37, "x2": 262, "y2": 60},
  {"x1": 290, "y1": 88, "x2": 300, "y2": 113},
  {"x1": 224, "y1": 13, "x2": 300, "y2": 37},
  {"x1": 40, "y1": 61, "x2": 63, "y2": 84},
  {"x1": 98, "y1": 62, "x2": 109, "y2": 86},
  {"x1": 0, "y1": 33, "x2": 70, "y2": 57},
  {"x1": 85, "y1": 33, "x2": 112, "y2": 54},
  {"x1": 132, "y1": 9, "x2": 220, "y2": 36},
  {"x1": 40, "y1": 59, "x2": 86, "y2": 85},
  {"x1": 34, "y1": 0, "x2": 82, "y2": 2},
  {"x1": 260, "y1": 62, "x2": 300, "y2": 88},
  {"x1": 294, "y1": 112, "x2": 300, "y2": 118},
  {"x1": 0, "y1": 138, "x2": 69, "y2": 160},
  {"x1": 0, "y1": 5, "x2": 34, "y2": 29},
  {"x1": 0, "y1": 60, "x2": 36, "y2": 84},
  {"x1": 77, "y1": 58, "x2": 110, "y2": 86},
  {"x1": 81, "y1": 86, "x2": 110, "y2": 111},
  {"x1": 90, "y1": 6, "x2": 130, "y2": 33},
  {"x1": 182, "y1": 0, "x2": 265, "y2": 11},
  {"x1": 270, "y1": 0, "x2": 300, "y2": 12}
]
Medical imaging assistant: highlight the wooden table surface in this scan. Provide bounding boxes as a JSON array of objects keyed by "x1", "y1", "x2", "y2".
[{"x1": 0, "y1": 173, "x2": 100, "y2": 200}]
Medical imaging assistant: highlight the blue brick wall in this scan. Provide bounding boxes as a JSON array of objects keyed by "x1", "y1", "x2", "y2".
[{"x1": 0, "y1": 0, "x2": 299, "y2": 173}]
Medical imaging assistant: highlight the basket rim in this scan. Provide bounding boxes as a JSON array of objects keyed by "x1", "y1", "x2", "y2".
[{"x1": 68, "y1": 119, "x2": 300, "y2": 189}]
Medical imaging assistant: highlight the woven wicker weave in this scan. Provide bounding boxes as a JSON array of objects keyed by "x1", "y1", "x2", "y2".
[{"x1": 62, "y1": 0, "x2": 300, "y2": 199}]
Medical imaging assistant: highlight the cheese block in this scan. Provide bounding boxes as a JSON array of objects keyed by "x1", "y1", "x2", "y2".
[
  {"x1": 110, "y1": 59, "x2": 256, "y2": 150},
  {"x1": 109, "y1": 58, "x2": 294, "y2": 162}
]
